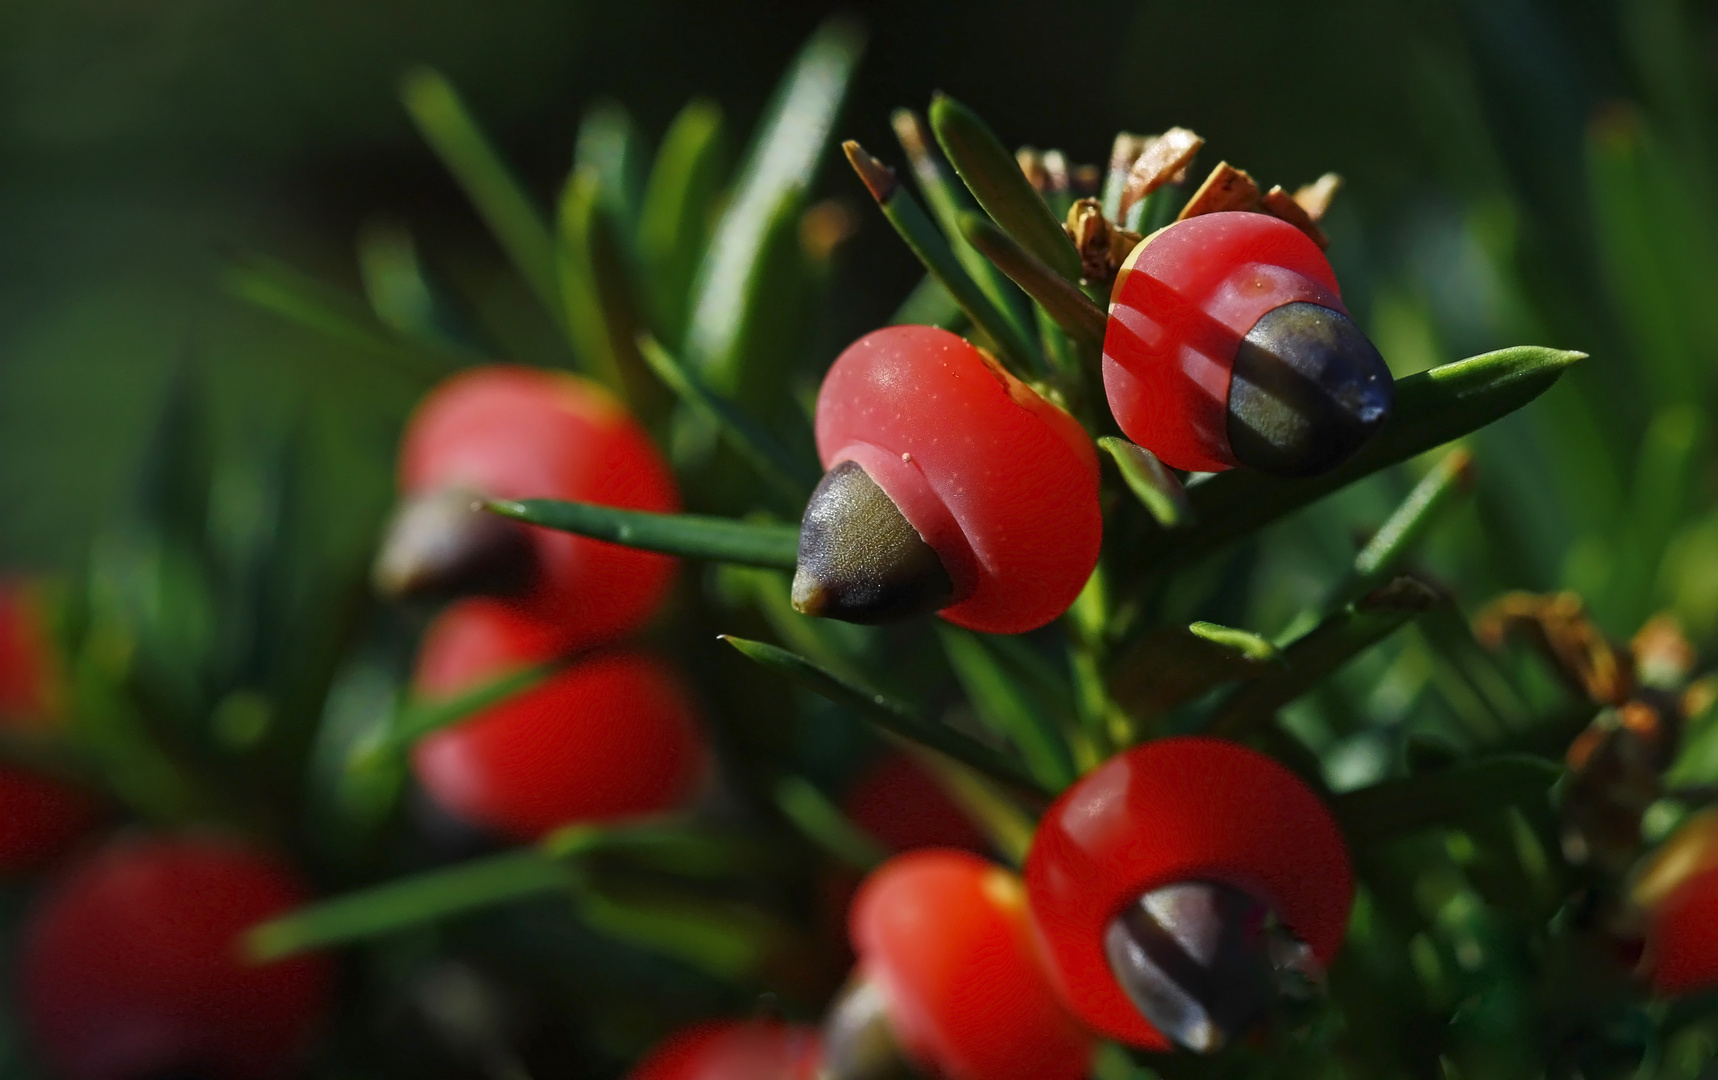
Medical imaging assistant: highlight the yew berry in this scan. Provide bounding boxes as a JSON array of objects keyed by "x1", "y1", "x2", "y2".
[
  {"x1": 793, "y1": 326, "x2": 1102, "y2": 635},
  {"x1": 0, "y1": 765, "x2": 100, "y2": 873},
  {"x1": 0, "y1": 581, "x2": 98, "y2": 872},
  {"x1": 411, "y1": 599, "x2": 710, "y2": 841},
  {"x1": 1103, "y1": 211, "x2": 1393, "y2": 477},
  {"x1": 842, "y1": 752, "x2": 988, "y2": 857},
  {"x1": 379, "y1": 365, "x2": 679, "y2": 650},
  {"x1": 825, "y1": 849, "x2": 1093, "y2": 1080},
  {"x1": 1633, "y1": 808, "x2": 1718, "y2": 995},
  {"x1": 0, "y1": 580, "x2": 59, "y2": 723},
  {"x1": 19, "y1": 835, "x2": 332, "y2": 1080},
  {"x1": 1025, "y1": 736, "x2": 1353, "y2": 1053},
  {"x1": 627, "y1": 1020, "x2": 821, "y2": 1080}
]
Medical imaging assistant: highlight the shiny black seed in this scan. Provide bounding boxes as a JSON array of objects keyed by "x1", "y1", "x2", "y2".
[
  {"x1": 1103, "y1": 881, "x2": 1273, "y2": 1054},
  {"x1": 791, "y1": 461, "x2": 954, "y2": 624},
  {"x1": 1226, "y1": 302, "x2": 1394, "y2": 478}
]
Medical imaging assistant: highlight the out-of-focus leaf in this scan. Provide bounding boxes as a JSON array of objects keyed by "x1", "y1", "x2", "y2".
[
  {"x1": 247, "y1": 848, "x2": 575, "y2": 960},
  {"x1": 1587, "y1": 109, "x2": 1718, "y2": 409},
  {"x1": 356, "y1": 220, "x2": 476, "y2": 349},
  {"x1": 573, "y1": 876, "x2": 787, "y2": 983},
  {"x1": 891, "y1": 108, "x2": 1032, "y2": 339},
  {"x1": 1336, "y1": 756, "x2": 1561, "y2": 848},
  {"x1": 556, "y1": 167, "x2": 652, "y2": 405},
  {"x1": 1605, "y1": 405, "x2": 1706, "y2": 631},
  {"x1": 1131, "y1": 347, "x2": 1585, "y2": 578},
  {"x1": 959, "y1": 211, "x2": 1106, "y2": 348},
  {"x1": 1098, "y1": 437, "x2": 1193, "y2": 529},
  {"x1": 843, "y1": 141, "x2": 1042, "y2": 376},
  {"x1": 1352, "y1": 449, "x2": 1476, "y2": 588},
  {"x1": 1108, "y1": 621, "x2": 1282, "y2": 722},
  {"x1": 684, "y1": 19, "x2": 862, "y2": 387},
  {"x1": 488, "y1": 500, "x2": 799, "y2": 569},
  {"x1": 637, "y1": 335, "x2": 818, "y2": 503},
  {"x1": 226, "y1": 256, "x2": 467, "y2": 378},
  {"x1": 720, "y1": 636, "x2": 1044, "y2": 793},
  {"x1": 1210, "y1": 577, "x2": 1443, "y2": 738},
  {"x1": 383, "y1": 662, "x2": 553, "y2": 751},
  {"x1": 573, "y1": 99, "x2": 646, "y2": 237},
  {"x1": 774, "y1": 775, "x2": 888, "y2": 871},
  {"x1": 928, "y1": 93, "x2": 1083, "y2": 283},
  {"x1": 938, "y1": 626, "x2": 1075, "y2": 791},
  {"x1": 637, "y1": 100, "x2": 728, "y2": 345},
  {"x1": 400, "y1": 68, "x2": 561, "y2": 321},
  {"x1": 890, "y1": 275, "x2": 967, "y2": 330}
]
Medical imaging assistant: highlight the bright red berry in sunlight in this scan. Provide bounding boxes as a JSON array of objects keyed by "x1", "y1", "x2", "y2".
[
  {"x1": 627, "y1": 1020, "x2": 821, "y2": 1080},
  {"x1": 825, "y1": 849, "x2": 1093, "y2": 1080},
  {"x1": 1025, "y1": 736, "x2": 1352, "y2": 1053},
  {"x1": 792, "y1": 325, "x2": 1101, "y2": 635},
  {"x1": 1103, "y1": 211, "x2": 1393, "y2": 477},
  {"x1": 20, "y1": 835, "x2": 332, "y2": 1080},
  {"x1": 378, "y1": 364, "x2": 679, "y2": 650},
  {"x1": 411, "y1": 599, "x2": 710, "y2": 841}
]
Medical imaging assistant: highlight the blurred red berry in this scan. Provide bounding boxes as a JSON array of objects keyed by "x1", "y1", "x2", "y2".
[
  {"x1": 1103, "y1": 212, "x2": 1392, "y2": 477},
  {"x1": 20, "y1": 835, "x2": 332, "y2": 1080},
  {"x1": 1645, "y1": 864, "x2": 1718, "y2": 996},
  {"x1": 1025, "y1": 736, "x2": 1352, "y2": 1051},
  {"x1": 842, "y1": 752, "x2": 987, "y2": 856},
  {"x1": 834, "y1": 849, "x2": 1093, "y2": 1080},
  {"x1": 0, "y1": 581, "x2": 98, "y2": 872},
  {"x1": 411, "y1": 599, "x2": 711, "y2": 840},
  {"x1": 386, "y1": 364, "x2": 679, "y2": 649},
  {"x1": 1634, "y1": 808, "x2": 1718, "y2": 995},
  {"x1": 0, "y1": 765, "x2": 100, "y2": 873},
  {"x1": 0, "y1": 580, "x2": 60, "y2": 726},
  {"x1": 794, "y1": 325, "x2": 1101, "y2": 634},
  {"x1": 627, "y1": 1020, "x2": 821, "y2": 1080}
]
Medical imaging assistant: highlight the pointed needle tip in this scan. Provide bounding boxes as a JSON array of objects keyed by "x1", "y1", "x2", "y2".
[{"x1": 842, "y1": 141, "x2": 897, "y2": 202}]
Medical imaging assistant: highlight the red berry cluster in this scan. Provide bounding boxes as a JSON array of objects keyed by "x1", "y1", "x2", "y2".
[
  {"x1": 791, "y1": 210, "x2": 1393, "y2": 635},
  {"x1": 381, "y1": 365, "x2": 710, "y2": 840}
]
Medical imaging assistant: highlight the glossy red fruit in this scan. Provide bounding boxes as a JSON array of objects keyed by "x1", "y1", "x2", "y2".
[
  {"x1": 627, "y1": 1020, "x2": 821, "y2": 1080},
  {"x1": 837, "y1": 849, "x2": 1093, "y2": 1080},
  {"x1": 1025, "y1": 736, "x2": 1353, "y2": 1051},
  {"x1": 392, "y1": 364, "x2": 679, "y2": 648},
  {"x1": 1103, "y1": 211, "x2": 1392, "y2": 477},
  {"x1": 20, "y1": 835, "x2": 332, "y2": 1080},
  {"x1": 411, "y1": 599, "x2": 710, "y2": 840},
  {"x1": 797, "y1": 325, "x2": 1101, "y2": 635}
]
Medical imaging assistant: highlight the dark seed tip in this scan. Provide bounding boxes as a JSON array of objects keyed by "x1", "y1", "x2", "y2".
[
  {"x1": 1226, "y1": 302, "x2": 1395, "y2": 478},
  {"x1": 793, "y1": 461, "x2": 954, "y2": 625},
  {"x1": 373, "y1": 487, "x2": 537, "y2": 602}
]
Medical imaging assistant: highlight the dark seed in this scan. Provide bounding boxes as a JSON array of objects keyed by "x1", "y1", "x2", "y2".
[
  {"x1": 1226, "y1": 302, "x2": 1394, "y2": 478},
  {"x1": 373, "y1": 487, "x2": 537, "y2": 601},
  {"x1": 791, "y1": 461, "x2": 954, "y2": 624},
  {"x1": 1103, "y1": 881, "x2": 1273, "y2": 1053}
]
